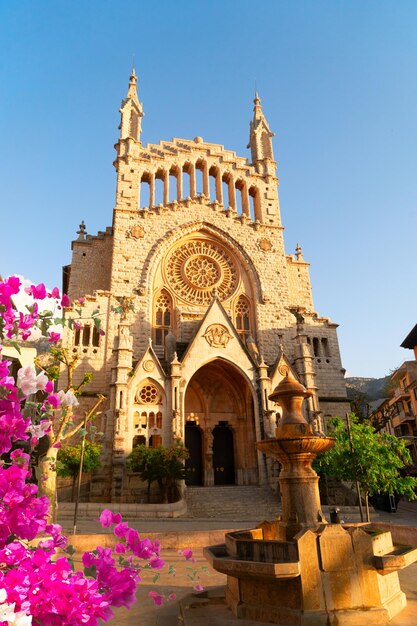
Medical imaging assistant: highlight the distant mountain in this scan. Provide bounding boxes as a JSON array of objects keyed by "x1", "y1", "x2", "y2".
[{"x1": 345, "y1": 376, "x2": 390, "y2": 402}]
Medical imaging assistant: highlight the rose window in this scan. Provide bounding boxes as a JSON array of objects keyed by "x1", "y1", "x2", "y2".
[
  {"x1": 137, "y1": 384, "x2": 160, "y2": 404},
  {"x1": 184, "y1": 256, "x2": 220, "y2": 288},
  {"x1": 165, "y1": 240, "x2": 238, "y2": 305}
]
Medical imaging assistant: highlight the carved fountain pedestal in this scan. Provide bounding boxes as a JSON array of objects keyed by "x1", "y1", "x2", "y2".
[{"x1": 205, "y1": 372, "x2": 417, "y2": 625}]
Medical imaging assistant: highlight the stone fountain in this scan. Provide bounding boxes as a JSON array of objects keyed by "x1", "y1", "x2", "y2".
[{"x1": 205, "y1": 371, "x2": 417, "y2": 625}]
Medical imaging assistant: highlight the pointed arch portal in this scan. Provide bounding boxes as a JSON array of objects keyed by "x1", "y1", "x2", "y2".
[{"x1": 184, "y1": 360, "x2": 258, "y2": 486}]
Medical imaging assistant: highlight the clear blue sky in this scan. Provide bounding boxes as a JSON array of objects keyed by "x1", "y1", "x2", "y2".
[{"x1": 1, "y1": 1, "x2": 416, "y2": 378}]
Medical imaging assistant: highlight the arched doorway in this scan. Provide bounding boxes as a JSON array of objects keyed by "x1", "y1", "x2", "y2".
[
  {"x1": 185, "y1": 422, "x2": 203, "y2": 486},
  {"x1": 184, "y1": 359, "x2": 257, "y2": 486},
  {"x1": 213, "y1": 424, "x2": 235, "y2": 484}
]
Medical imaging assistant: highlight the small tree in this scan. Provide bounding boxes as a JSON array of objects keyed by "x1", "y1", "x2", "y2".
[
  {"x1": 128, "y1": 444, "x2": 189, "y2": 503},
  {"x1": 315, "y1": 415, "x2": 417, "y2": 521},
  {"x1": 34, "y1": 345, "x2": 105, "y2": 521},
  {"x1": 56, "y1": 440, "x2": 102, "y2": 501}
]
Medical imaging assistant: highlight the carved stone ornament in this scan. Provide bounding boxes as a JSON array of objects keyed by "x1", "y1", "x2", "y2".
[
  {"x1": 143, "y1": 360, "x2": 155, "y2": 372},
  {"x1": 126, "y1": 225, "x2": 144, "y2": 239},
  {"x1": 164, "y1": 239, "x2": 238, "y2": 305},
  {"x1": 259, "y1": 238, "x2": 273, "y2": 252},
  {"x1": 203, "y1": 324, "x2": 232, "y2": 348},
  {"x1": 278, "y1": 363, "x2": 290, "y2": 378}
]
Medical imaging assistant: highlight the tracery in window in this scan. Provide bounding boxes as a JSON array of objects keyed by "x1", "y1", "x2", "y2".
[
  {"x1": 234, "y1": 295, "x2": 251, "y2": 340},
  {"x1": 137, "y1": 383, "x2": 160, "y2": 405},
  {"x1": 154, "y1": 289, "x2": 173, "y2": 346}
]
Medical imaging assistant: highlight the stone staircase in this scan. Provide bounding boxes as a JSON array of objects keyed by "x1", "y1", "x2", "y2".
[{"x1": 183, "y1": 485, "x2": 281, "y2": 521}]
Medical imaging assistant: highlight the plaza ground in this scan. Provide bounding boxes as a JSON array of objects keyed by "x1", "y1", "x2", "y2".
[{"x1": 61, "y1": 499, "x2": 417, "y2": 626}]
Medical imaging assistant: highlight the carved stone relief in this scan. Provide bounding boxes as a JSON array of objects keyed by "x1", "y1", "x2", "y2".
[
  {"x1": 203, "y1": 324, "x2": 232, "y2": 348},
  {"x1": 126, "y1": 225, "x2": 144, "y2": 239}
]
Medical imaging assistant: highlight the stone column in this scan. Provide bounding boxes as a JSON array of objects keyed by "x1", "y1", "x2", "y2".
[
  {"x1": 241, "y1": 183, "x2": 250, "y2": 217},
  {"x1": 228, "y1": 178, "x2": 236, "y2": 211},
  {"x1": 189, "y1": 163, "x2": 196, "y2": 198},
  {"x1": 149, "y1": 173, "x2": 155, "y2": 208},
  {"x1": 202, "y1": 162, "x2": 209, "y2": 196},
  {"x1": 177, "y1": 169, "x2": 183, "y2": 201},
  {"x1": 170, "y1": 353, "x2": 182, "y2": 441},
  {"x1": 111, "y1": 320, "x2": 133, "y2": 502},
  {"x1": 163, "y1": 170, "x2": 169, "y2": 205},
  {"x1": 216, "y1": 170, "x2": 223, "y2": 204}
]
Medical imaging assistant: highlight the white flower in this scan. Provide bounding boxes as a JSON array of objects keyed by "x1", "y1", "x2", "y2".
[
  {"x1": 57, "y1": 389, "x2": 79, "y2": 407},
  {"x1": 17, "y1": 366, "x2": 48, "y2": 396},
  {"x1": 27, "y1": 423, "x2": 50, "y2": 439},
  {"x1": 12, "y1": 611, "x2": 32, "y2": 626},
  {"x1": 0, "y1": 601, "x2": 17, "y2": 623}
]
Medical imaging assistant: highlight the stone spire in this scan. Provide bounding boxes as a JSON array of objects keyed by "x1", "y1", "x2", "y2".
[
  {"x1": 119, "y1": 68, "x2": 144, "y2": 143},
  {"x1": 247, "y1": 91, "x2": 275, "y2": 174}
]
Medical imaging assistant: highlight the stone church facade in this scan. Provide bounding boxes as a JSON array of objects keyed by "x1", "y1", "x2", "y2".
[{"x1": 62, "y1": 71, "x2": 350, "y2": 502}]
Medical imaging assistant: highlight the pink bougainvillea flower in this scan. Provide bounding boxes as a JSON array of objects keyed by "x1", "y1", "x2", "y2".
[
  {"x1": 48, "y1": 331, "x2": 61, "y2": 343},
  {"x1": 73, "y1": 320, "x2": 83, "y2": 331},
  {"x1": 114, "y1": 522, "x2": 129, "y2": 538},
  {"x1": 44, "y1": 380, "x2": 54, "y2": 393},
  {"x1": 149, "y1": 557, "x2": 165, "y2": 570},
  {"x1": 29, "y1": 283, "x2": 47, "y2": 300},
  {"x1": 50, "y1": 287, "x2": 60, "y2": 298},
  {"x1": 182, "y1": 548, "x2": 193, "y2": 561},
  {"x1": 115, "y1": 543, "x2": 126, "y2": 554},
  {"x1": 148, "y1": 591, "x2": 164, "y2": 607},
  {"x1": 193, "y1": 584, "x2": 204, "y2": 592},
  {"x1": 168, "y1": 593, "x2": 177, "y2": 601},
  {"x1": 61, "y1": 293, "x2": 71, "y2": 307},
  {"x1": 46, "y1": 393, "x2": 61, "y2": 409},
  {"x1": 99, "y1": 509, "x2": 117, "y2": 527}
]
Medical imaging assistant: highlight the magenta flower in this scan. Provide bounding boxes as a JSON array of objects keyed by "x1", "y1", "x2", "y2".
[
  {"x1": 114, "y1": 522, "x2": 129, "y2": 538},
  {"x1": 29, "y1": 283, "x2": 47, "y2": 300},
  {"x1": 182, "y1": 548, "x2": 193, "y2": 560},
  {"x1": 148, "y1": 591, "x2": 164, "y2": 606},
  {"x1": 50, "y1": 287, "x2": 60, "y2": 298},
  {"x1": 99, "y1": 509, "x2": 113, "y2": 527},
  {"x1": 46, "y1": 393, "x2": 61, "y2": 408},
  {"x1": 149, "y1": 557, "x2": 165, "y2": 570},
  {"x1": 0, "y1": 276, "x2": 177, "y2": 626},
  {"x1": 61, "y1": 293, "x2": 71, "y2": 307},
  {"x1": 48, "y1": 331, "x2": 61, "y2": 343}
]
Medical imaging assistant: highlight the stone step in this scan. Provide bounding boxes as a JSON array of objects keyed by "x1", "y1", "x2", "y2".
[{"x1": 183, "y1": 485, "x2": 280, "y2": 520}]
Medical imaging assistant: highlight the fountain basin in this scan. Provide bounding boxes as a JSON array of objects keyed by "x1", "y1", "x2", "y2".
[{"x1": 205, "y1": 522, "x2": 416, "y2": 625}]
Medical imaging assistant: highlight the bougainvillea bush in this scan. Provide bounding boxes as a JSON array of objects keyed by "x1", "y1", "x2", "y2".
[{"x1": 0, "y1": 276, "x2": 167, "y2": 625}]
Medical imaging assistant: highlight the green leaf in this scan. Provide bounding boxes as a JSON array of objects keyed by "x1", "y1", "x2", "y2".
[{"x1": 84, "y1": 565, "x2": 97, "y2": 578}]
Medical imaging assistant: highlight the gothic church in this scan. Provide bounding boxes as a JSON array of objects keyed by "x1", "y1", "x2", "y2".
[{"x1": 62, "y1": 71, "x2": 349, "y2": 501}]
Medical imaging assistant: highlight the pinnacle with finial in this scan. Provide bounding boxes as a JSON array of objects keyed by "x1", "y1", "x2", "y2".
[{"x1": 76, "y1": 220, "x2": 87, "y2": 241}]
